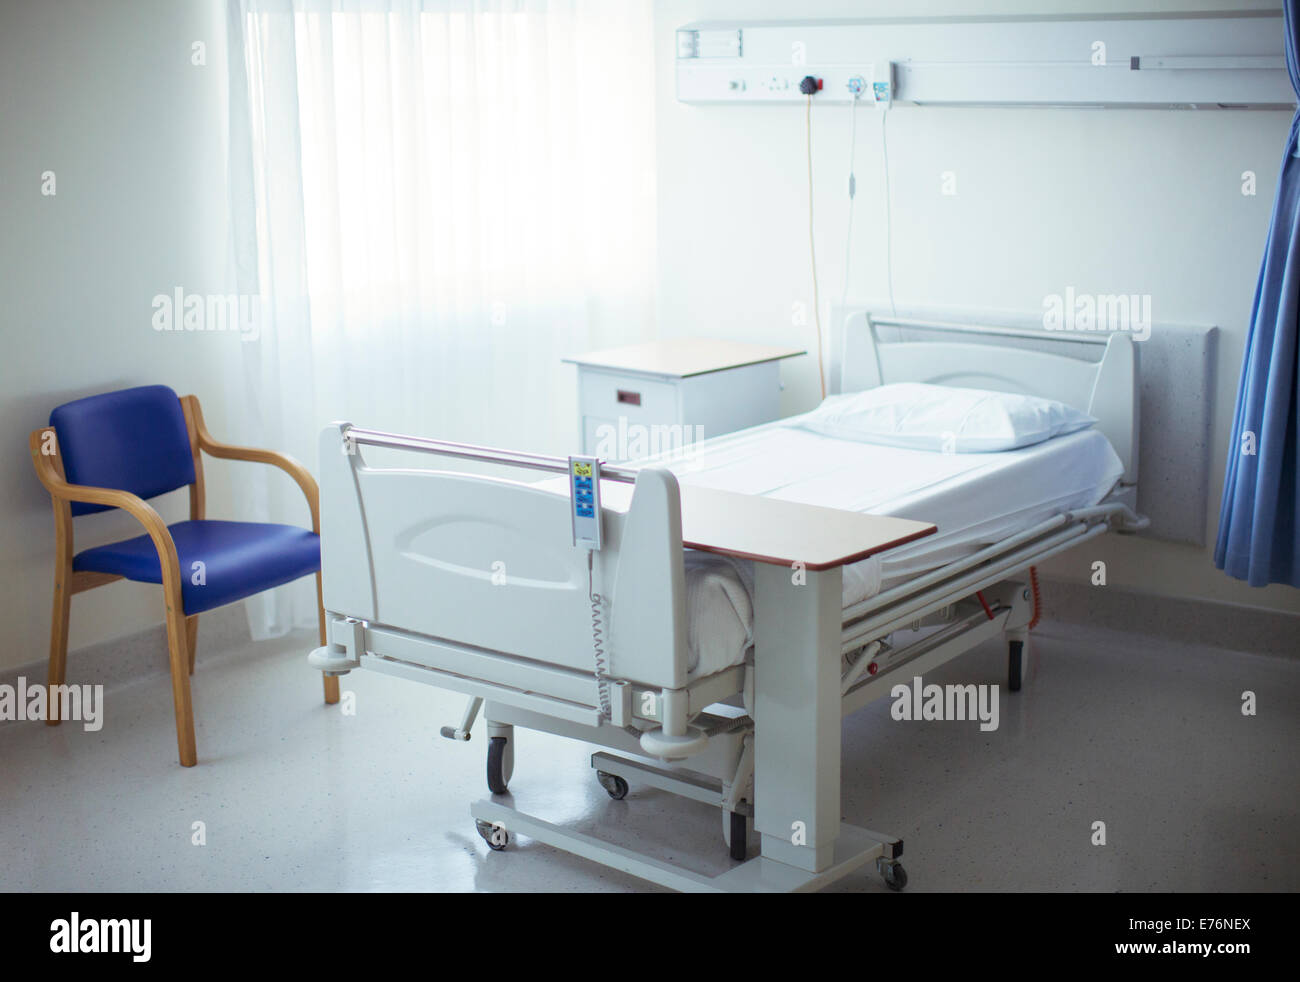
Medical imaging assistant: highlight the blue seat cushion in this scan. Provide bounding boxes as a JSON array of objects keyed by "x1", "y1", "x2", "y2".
[{"x1": 73, "y1": 520, "x2": 320, "y2": 615}]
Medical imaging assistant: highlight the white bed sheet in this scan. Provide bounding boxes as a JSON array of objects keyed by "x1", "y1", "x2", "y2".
[{"x1": 664, "y1": 422, "x2": 1124, "y2": 678}]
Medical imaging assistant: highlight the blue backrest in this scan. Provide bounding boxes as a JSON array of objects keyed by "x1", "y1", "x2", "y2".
[{"x1": 49, "y1": 385, "x2": 197, "y2": 516}]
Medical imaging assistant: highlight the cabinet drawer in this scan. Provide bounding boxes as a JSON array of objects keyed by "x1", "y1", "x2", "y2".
[{"x1": 578, "y1": 370, "x2": 679, "y2": 424}]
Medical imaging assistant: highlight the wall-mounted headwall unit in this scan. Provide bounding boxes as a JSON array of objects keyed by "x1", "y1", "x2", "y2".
[{"x1": 675, "y1": 12, "x2": 1292, "y2": 109}]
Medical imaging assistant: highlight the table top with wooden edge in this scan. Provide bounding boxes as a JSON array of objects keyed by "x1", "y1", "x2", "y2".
[
  {"x1": 562, "y1": 338, "x2": 806, "y2": 380},
  {"x1": 542, "y1": 478, "x2": 936, "y2": 571},
  {"x1": 677, "y1": 484, "x2": 935, "y2": 570}
]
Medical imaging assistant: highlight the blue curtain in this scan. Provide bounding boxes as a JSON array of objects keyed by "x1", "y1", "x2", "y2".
[{"x1": 1215, "y1": 1, "x2": 1300, "y2": 588}]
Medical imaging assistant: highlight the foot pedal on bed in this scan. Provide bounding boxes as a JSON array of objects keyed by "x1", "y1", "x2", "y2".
[
  {"x1": 308, "y1": 643, "x2": 359, "y2": 675},
  {"x1": 308, "y1": 616, "x2": 365, "y2": 675},
  {"x1": 639, "y1": 725, "x2": 708, "y2": 760}
]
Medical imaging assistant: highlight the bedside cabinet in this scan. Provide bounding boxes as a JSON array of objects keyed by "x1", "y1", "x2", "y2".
[{"x1": 563, "y1": 339, "x2": 805, "y2": 461}]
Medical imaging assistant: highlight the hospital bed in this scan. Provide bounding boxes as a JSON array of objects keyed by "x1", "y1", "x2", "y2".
[{"x1": 309, "y1": 314, "x2": 1147, "y2": 892}]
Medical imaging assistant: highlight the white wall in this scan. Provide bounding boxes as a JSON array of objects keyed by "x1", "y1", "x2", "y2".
[
  {"x1": 1, "y1": 0, "x2": 1293, "y2": 679},
  {"x1": 0, "y1": 0, "x2": 243, "y2": 672},
  {"x1": 654, "y1": 0, "x2": 1300, "y2": 615}
]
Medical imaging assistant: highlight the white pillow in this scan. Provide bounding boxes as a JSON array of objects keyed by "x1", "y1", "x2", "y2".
[{"x1": 795, "y1": 382, "x2": 1097, "y2": 453}]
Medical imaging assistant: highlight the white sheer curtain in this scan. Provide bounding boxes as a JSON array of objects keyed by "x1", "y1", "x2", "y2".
[{"x1": 224, "y1": 0, "x2": 657, "y2": 637}]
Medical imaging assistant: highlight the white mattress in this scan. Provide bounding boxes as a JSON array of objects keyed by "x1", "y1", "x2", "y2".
[{"x1": 664, "y1": 421, "x2": 1125, "y2": 679}]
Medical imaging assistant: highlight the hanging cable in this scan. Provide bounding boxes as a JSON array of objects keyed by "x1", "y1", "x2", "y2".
[
  {"x1": 1027, "y1": 565, "x2": 1043, "y2": 629},
  {"x1": 840, "y1": 91, "x2": 861, "y2": 319},
  {"x1": 806, "y1": 93, "x2": 826, "y2": 400},
  {"x1": 588, "y1": 550, "x2": 612, "y2": 719},
  {"x1": 588, "y1": 550, "x2": 642, "y2": 738},
  {"x1": 881, "y1": 107, "x2": 896, "y2": 318}
]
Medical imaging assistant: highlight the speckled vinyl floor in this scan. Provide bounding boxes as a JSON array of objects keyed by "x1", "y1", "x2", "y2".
[{"x1": 1, "y1": 620, "x2": 1296, "y2": 892}]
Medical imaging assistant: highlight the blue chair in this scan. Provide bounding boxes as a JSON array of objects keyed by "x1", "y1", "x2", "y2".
[{"x1": 29, "y1": 385, "x2": 340, "y2": 766}]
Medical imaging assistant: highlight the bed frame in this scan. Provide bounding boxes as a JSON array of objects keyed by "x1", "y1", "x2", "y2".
[{"x1": 309, "y1": 314, "x2": 1147, "y2": 892}]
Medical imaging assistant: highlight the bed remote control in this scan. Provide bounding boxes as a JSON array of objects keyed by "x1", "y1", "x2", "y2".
[{"x1": 569, "y1": 455, "x2": 602, "y2": 550}]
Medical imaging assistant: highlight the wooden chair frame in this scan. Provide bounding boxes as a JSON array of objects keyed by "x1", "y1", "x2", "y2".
[{"x1": 29, "y1": 393, "x2": 340, "y2": 767}]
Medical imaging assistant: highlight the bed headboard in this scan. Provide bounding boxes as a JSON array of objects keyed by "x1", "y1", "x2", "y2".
[{"x1": 830, "y1": 310, "x2": 1139, "y2": 485}]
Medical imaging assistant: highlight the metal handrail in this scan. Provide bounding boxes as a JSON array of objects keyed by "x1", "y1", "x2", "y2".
[{"x1": 343, "y1": 425, "x2": 642, "y2": 484}]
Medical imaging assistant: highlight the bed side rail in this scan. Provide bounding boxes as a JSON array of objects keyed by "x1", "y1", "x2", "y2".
[
  {"x1": 840, "y1": 501, "x2": 1146, "y2": 651},
  {"x1": 313, "y1": 422, "x2": 692, "y2": 692}
]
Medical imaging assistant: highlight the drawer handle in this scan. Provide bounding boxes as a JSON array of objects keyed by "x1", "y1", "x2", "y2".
[{"x1": 616, "y1": 389, "x2": 642, "y2": 407}]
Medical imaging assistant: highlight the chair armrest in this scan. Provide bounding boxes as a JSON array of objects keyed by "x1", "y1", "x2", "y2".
[
  {"x1": 187, "y1": 401, "x2": 320, "y2": 532},
  {"x1": 28, "y1": 427, "x2": 184, "y2": 602}
]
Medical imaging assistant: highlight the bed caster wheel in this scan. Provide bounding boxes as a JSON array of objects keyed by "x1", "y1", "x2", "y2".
[
  {"x1": 880, "y1": 861, "x2": 908, "y2": 892},
  {"x1": 727, "y1": 809, "x2": 747, "y2": 862},
  {"x1": 1008, "y1": 639, "x2": 1024, "y2": 693},
  {"x1": 476, "y1": 819, "x2": 509, "y2": 851},
  {"x1": 486, "y1": 736, "x2": 510, "y2": 794},
  {"x1": 596, "y1": 771, "x2": 628, "y2": 800}
]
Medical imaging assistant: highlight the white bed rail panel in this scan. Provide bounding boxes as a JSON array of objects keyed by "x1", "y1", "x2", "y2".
[
  {"x1": 355, "y1": 466, "x2": 600, "y2": 672},
  {"x1": 317, "y1": 425, "x2": 691, "y2": 692},
  {"x1": 319, "y1": 425, "x2": 377, "y2": 622}
]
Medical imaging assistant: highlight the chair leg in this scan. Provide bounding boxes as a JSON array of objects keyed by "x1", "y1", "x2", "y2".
[
  {"x1": 47, "y1": 565, "x2": 72, "y2": 726},
  {"x1": 317, "y1": 572, "x2": 340, "y2": 705},
  {"x1": 186, "y1": 615, "x2": 199, "y2": 675},
  {"x1": 165, "y1": 607, "x2": 198, "y2": 766}
]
